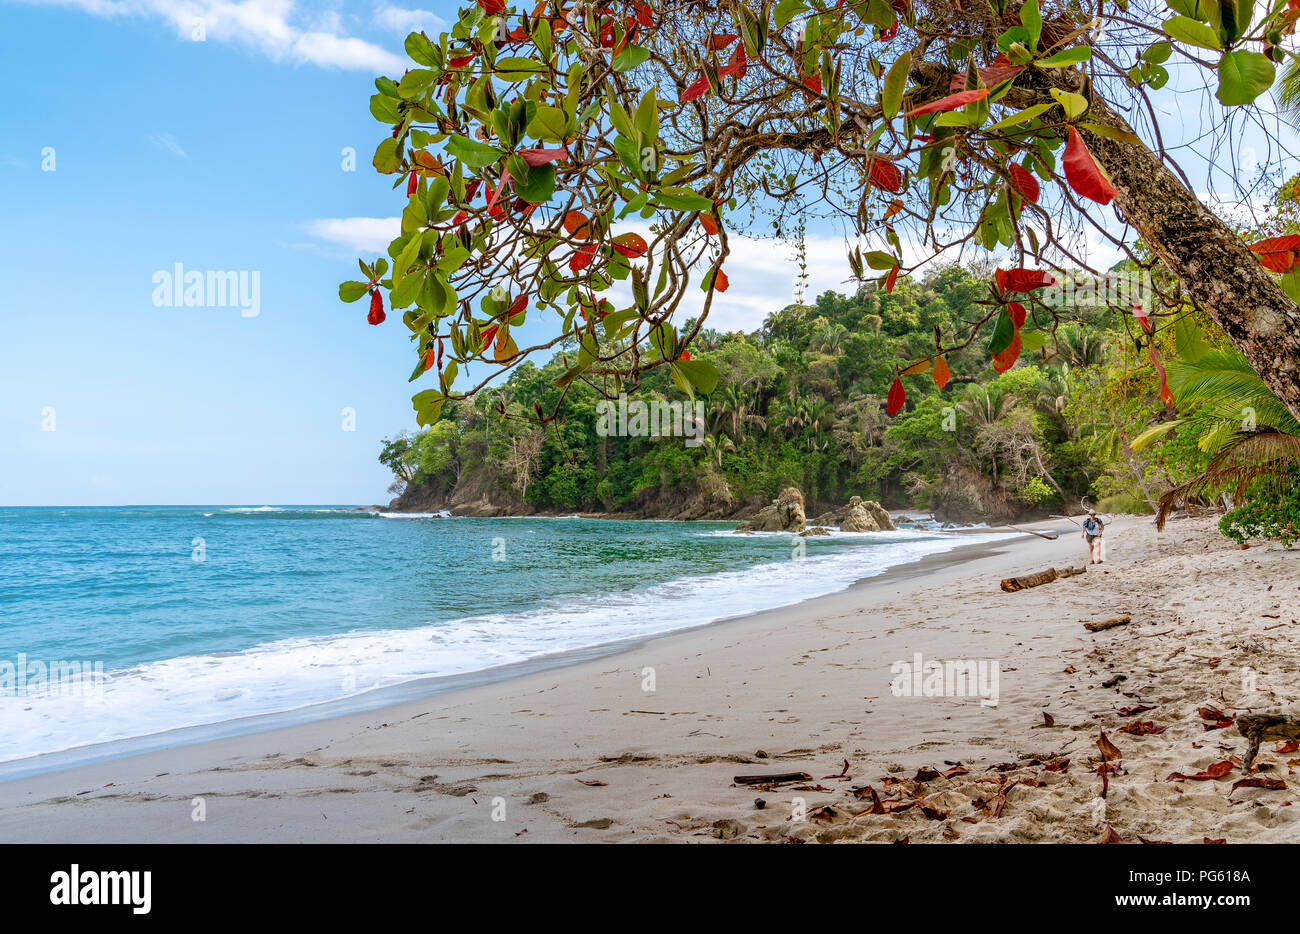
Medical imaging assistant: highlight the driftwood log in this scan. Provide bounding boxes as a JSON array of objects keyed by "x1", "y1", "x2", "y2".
[
  {"x1": 733, "y1": 772, "x2": 812, "y2": 786},
  {"x1": 1084, "y1": 614, "x2": 1132, "y2": 633},
  {"x1": 1001, "y1": 567, "x2": 1086, "y2": 592},
  {"x1": 1237, "y1": 714, "x2": 1300, "y2": 772}
]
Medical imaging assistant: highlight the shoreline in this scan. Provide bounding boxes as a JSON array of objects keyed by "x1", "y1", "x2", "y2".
[
  {"x1": 4, "y1": 514, "x2": 1293, "y2": 844},
  {"x1": 0, "y1": 525, "x2": 1029, "y2": 784}
]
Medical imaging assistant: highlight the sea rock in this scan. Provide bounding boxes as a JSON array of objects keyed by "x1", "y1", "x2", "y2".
[
  {"x1": 811, "y1": 497, "x2": 897, "y2": 532},
  {"x1": 799, "y1": 526, "x2": 831, "y2": 537},
  {"x1": 736, "y1": 487, "x2": 807, "y2": 533}
]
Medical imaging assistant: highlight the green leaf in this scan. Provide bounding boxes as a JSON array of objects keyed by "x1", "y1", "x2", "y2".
[
  {"x1": 1078, "y1": 122, "x2": 1143, "y2": 145},
  {"x1": 1021, "y1": 0, "x2": 1043, "y2": 49},
  {"x1": 509, "y1": 158, "x2": 556, "y2": 202},
  {"x1": 673, "y1": 358, "x2": 721, "y2": 395},
  {"x1": 494, "y1": 57, "x2": 543, "y2": 79},
  {"x1": 1216, "y1": 50, "x2": 1275, "y2": 106},
  {"x1": 653, "y1": 187, "x2": 715, "y2": 211},
  {"x1": 1163, "y1": 15, "x2": 1222, "y2": 50},
  {"x1": 986, "y1": 307, "x2": 1015, "y2": 355},
  {"x1": 1036, "y1": 46, "x2": 1091, "y2": 67},
  {"x1": 1049, "y1": 88, "x2": 1089, "y2": 119},
  {"x1": 404, "y1": 32, "x2": 438, "y2": 66},
  {"x1": 445, "y1": 135, "x2": 505, "y2": 169},
  {"x1": 1143, "y1": 40, "x2": 1173, "y2": 64},
  {"x1": 612, "y1": 44, "x2": 650, "y2": 72},
  {"x1": 882, "y1": 51, "x2": 911, "y2": 120},
  {"x1": 339, "y1": 281, "x2": 369, "y2": 303},
  {"x1": 373, "y1": 137, "x2": 402, "y2": 174},
  {"x1": 774, "y1": 0, "x2": 807, "y2": 30},
  {"x1": 984, "y1": 102, "x2": 1054, "y2": 132},
  {"x1": 1019, "y1": 329, "x2": 1047, "y2": 352},
  {"x1": 412, "y1": 390, "x2": 444, "y2": 427},
  {"x1": 528, "y1": 106, "x2": 568, "y2": 142}
]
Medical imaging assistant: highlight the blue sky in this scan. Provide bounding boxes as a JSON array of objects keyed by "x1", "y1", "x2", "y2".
[
  {"x1": 0, "y1": 1, "x2": 1293, "y2": 505},
  {"x1": 0, "y1": 0, "x2": 838, "y2": 506}
]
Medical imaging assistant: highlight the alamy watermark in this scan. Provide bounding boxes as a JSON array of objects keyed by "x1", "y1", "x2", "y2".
[
  {"x1": 152, "y1": 263, "x2": 260, "y2": 317},
  {"x1": 1043, "y1": 270, "x2": 1154, "y2": 312},
  {"x1": 889, "y1": 652, "x2": 1000, "y2": 707},
  {"x1": 595, "y1": 394, "x2": 705, "y2": 447},
  {"x1": 1, "y1": 654, "x2": 105, "y2": 698}
]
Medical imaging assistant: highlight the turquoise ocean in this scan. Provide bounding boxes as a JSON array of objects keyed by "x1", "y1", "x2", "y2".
[{"x1": 0, "y1": 506, "x2": 997, "y2": 768}]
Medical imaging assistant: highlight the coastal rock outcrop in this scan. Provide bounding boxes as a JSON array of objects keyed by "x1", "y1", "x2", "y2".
[
  {"x1": 736, "y1": 487, "x2": 806, "y2": 533},
  {"x1": 799, "y1": 526, "x2": 831, "y2": 537},
  {"x1": 810, "y1": 496, "x2": 896, "y2": 532}
]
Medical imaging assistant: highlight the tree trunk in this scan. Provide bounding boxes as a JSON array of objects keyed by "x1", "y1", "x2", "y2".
[{"x1": 1076, "y1": 96, "x2": 1300, "y2": 422}]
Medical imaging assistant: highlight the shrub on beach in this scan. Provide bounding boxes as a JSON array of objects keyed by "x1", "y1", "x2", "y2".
[{"x1": 1219, "y1": 473, "x2": 1300, "y2": 547}]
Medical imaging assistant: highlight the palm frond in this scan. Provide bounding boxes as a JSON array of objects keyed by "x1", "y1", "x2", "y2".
[
  {"x1": 1155, "y1": 430, "x2": 1300, "y2": 529},
  {"x1": 1168, "y1": 349, "x2": 1300, "y2": 436}
]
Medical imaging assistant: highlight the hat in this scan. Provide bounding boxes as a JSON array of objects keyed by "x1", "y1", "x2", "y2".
[{"x1": 1088, "y1": 509, "x2": 1097, "y2": 515}]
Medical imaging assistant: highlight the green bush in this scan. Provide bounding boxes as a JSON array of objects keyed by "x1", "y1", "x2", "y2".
[{"x1": 1219, "y1": 475, "x2": 1300, "y2": 546}]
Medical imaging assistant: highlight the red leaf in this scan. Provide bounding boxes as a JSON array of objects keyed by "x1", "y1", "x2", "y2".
[
  {"x1": 569, "y1": 243, "x2": 596, "y2": 272},
  {"x1": 563, "y1": 210, "x2": 592, "y2": 239},
  {"x1": 991, "y1": 328, "x2": 1021, "y2": 372},
  {"x1": 699, "y1": 212, "x2": 719, "y2": 235},
  {"x1": 634, "y1": 1, "x2": 653, "y2": 28},
  {"x1": 679, "y1": 350, "x2": 691, "y2": 361},
  {"x1": 1008, "y1": 301, "x2": 1026, "y2": 328},
  {"x1": 367, "y1": 289, "x2": 385, "y2": 326},
  {"x1": 407, "y1": 170, "x2": 418, "y2": 197},
  {"x1": 933, "y1": 355, "x2": 950, "y2": 389},
  {"x1": 713, "y1": 268, "x2": 729, "y2": 292},
  {"x1": 903, "y1": 88, "x2": 989, "y2": 118},
  {"x1": 479, "y1": 324, "x2": 499, "y2": 349},
  {"x1": 1063, "y1": 126, "x2": 1118, "y2": 206},
  {"x1": 611, "y1": 232, "x2": 648, "y2": 258},
  {"x1": 706, "y1": 33, "x2": 737, "y2": 50},
  {"x1": 887, "y1": 377, "x2": 905, "y2": 416},
  {"x1": 508, "y1": 293, "x2": 528, "y2": 318},
  {"x1": 1008, "y1": 163, "x2": 1040, "y2": 203},
  {"x1": 948, "y1": 64, "x2": 1023, "y2": 92},
  {"x1": 995, "y1": 268, "x2": 1056, "y2": 292},
  {"x1": 1166, "y1": 760, "x2": 1234, "y2": 782},
  {"x1": 1249, "y1": 234, "x2": 1300, "y2": 273},
  {"x1": 681, "y1": 73, "x2": 710, "y2": 102},
  {"x1": 476, "y1": 0, "x2": 505, "y2": 13},
  {"x1": 885, "y1": 264, "x2": 900, "y2": 293},
  {"x1": 868, "y1": 158, "x2": 902, "y2": 193},
  {"x1": 1117, "y1": 721, "x2": 1168, "y2": 736},
  {"x1": 802, "y1": 74, "x2": 823, "y2": 94},
  {"x1": 719, "y1": 42, "x2": 747, "y2": 79},
  {"x1": 448, "y1": 53, "x2": 476, "y2": 68},
  {"x1": 518, "y1": 146, "x2": 568, "y2": 166},
  {"x1": 1151, "y1": 345, "x2": 1174, "y2": 407}
]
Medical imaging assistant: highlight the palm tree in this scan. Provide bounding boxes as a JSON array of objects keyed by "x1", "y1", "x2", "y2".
[
  {"x1": 700, "y1": 434, "x2": 736, "y2": 468},
  {"x1": 1131, "y1": 348, "x2": 1300, "y2": 526},
  {"x1": 708, "y1": 384, "x2": 766, "y2": 442},
  {"x1": 1053, "y1": 325, "x2": 1109, "y2": 368}
]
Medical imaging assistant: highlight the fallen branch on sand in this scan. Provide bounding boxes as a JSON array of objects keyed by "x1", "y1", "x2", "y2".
[
  {"x1": 1237, "y1": 714, "x2": 1300, "y2": 772},
  {"x1": 733, "y1": 772, "x2": 813, "y2": 786},
  {"x1": 1084, "y1": 615, "x2": 1132, "y2": 633},
  {"x1": 1000, "y1": 567, "x2": 1086, "y2": 592}
]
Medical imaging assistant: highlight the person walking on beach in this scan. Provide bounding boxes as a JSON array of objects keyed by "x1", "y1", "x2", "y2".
[{"x1": 1082, "y1": 510, "x2": 1104, "y2": 564}]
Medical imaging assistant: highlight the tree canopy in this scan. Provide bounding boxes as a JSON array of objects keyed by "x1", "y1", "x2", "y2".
[{"x1": 339, "y1": 0, "x2": 1300, "y2": 428}]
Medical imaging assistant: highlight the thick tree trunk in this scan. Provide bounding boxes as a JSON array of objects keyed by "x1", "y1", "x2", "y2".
[{"x1": 1076, "y1": 96, "x2": 1300, "y2": 422}]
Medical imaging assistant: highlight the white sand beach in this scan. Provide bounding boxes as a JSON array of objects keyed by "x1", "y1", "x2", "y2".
[{"x1": 1, "y1": 515, "x2": 1296, "y2": 844}]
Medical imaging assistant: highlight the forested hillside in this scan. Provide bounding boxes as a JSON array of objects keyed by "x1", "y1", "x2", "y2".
[{"x1": 381, "y1": 259, "x2": 1234, "y2": 522}]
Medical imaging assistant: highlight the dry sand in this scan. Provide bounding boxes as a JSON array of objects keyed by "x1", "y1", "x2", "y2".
[{"x1": 1, "y1": 515, "x2": 1297, "y2": 843}]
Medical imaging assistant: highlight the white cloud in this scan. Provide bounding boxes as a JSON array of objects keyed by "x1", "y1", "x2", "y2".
[
  {"x1": 28, "y1": 0, "x2": 405, "y2": 72},
  {"x1": 306, "y1": 216, "x2": 400, "y2": 253},
  {"x1": 147, "y1": 131, "x2": 188, "y2": 158},
  {"x1": 372, "y1": 3, "x2": 446, "y2": 34}
]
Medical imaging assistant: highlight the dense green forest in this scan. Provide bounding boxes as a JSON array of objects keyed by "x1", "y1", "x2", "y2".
[
  {"x1": 379, "y1": 171, "x2": 1300, "y2": 539},
  {"x1": 378, "y1": 258, "x2": 1243, "y2": 522}
]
